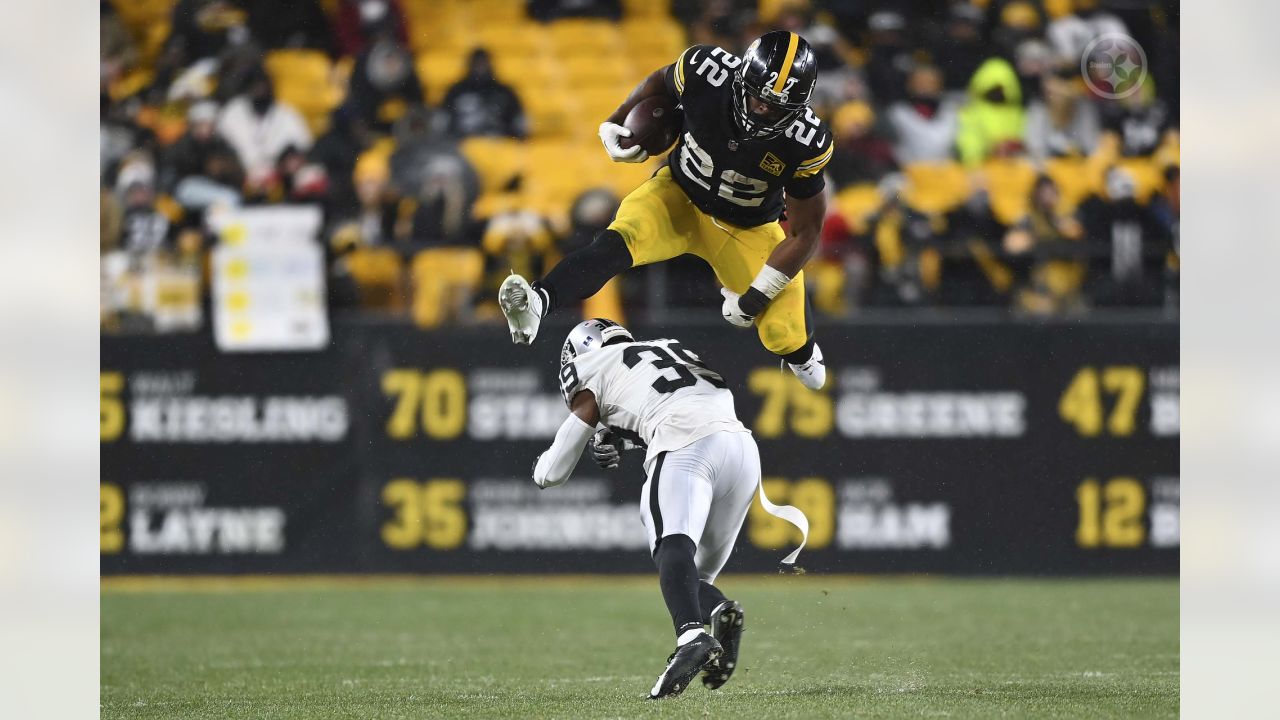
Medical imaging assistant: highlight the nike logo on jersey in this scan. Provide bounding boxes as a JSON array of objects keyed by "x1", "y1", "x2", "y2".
[
  {"x1": 817, "y1": 133, "x2": 827, "y2": 149},
  {"x1": 691, "y1": 50, "x2": 701, "y2": 64}
]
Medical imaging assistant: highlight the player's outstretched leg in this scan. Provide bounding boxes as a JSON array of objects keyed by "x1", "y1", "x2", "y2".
[
  {"x1": 649, "y1": 535, "x2": 723, "y2": 699},
  {"x1": 497, "y1": 229, "x2": 632, "y2": 345},
  {"x1": 697, "y1": 580, "x2": 744, "y2": 690}
]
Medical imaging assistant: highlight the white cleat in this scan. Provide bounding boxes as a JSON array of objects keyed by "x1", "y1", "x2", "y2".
[
  {"x1": 787, "y1": 343, "x2": 826, "y2": 390},
  {"x1": 498, "y1": 273, "x2": 543, "y2": 345}
]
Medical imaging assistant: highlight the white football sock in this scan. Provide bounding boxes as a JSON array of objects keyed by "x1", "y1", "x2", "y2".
[{"x1": 677, "y1": 628, "x2": 705, "y2": 646}]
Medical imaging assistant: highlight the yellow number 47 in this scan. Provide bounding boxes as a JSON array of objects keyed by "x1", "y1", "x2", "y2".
[{"x1": 1059, "y1": 366, "x2": 1145, "y2": 437}]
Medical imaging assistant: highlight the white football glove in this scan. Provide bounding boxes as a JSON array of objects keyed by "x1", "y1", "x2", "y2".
[
  {"x1": 720, "y1": 288, "x2": 755, "y2": 328},
  {"x1": 599, "y1": 122, "x2": 649, "y2": 163}
]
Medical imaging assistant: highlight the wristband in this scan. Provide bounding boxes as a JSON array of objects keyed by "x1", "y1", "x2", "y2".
[
  {"x1": 737, "y1": 287, "x2": 770, "y2": 317},
  {"x1": 750, "y1": 265, "x2": 791, "y2": 300}
]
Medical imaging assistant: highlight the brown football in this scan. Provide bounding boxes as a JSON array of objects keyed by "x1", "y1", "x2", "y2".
[{"x1": 618, "y1": 95, "x2": 683, "y2": 156}]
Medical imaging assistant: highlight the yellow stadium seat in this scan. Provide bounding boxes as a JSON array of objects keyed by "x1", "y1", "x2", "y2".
[
  {"x1": 522, "y1": 87, "x2": 581, "y2": 138},
  {"x1": 264, "y1": 51, "x2": 343, "y2": 135},
  {"x1": 982, "y1": 158, "x2": 1038, "y2": 225},
  {"x1": 492, "y1": 54, "x2": 558, "y2": 92},
  {"x1": 110, "y1": 0, "x2": 174, "y2": 30},
  {"x1": 548, "y1": 19, "x2": 624, "y2": 57},
  {"x1": 621, "y1": 18, "x2": 687, "y2": 57},
  {"x1": 1043, "y1": 157, "x2": 1100, "y2": 214},
  {"x1": 405, "y1": 12, "x2": 474, "y2": 54},
  {"x1": 901, "y1": 162, "x2": 973, "y2": 214},
  {"x1": 345, "y1": 247, "x2": 405, "y2": 311},
  {"x1": 475, "y1": 23, "x2": 548, "y2": 59},
  {"x1": 524, "y1": 139, "x2": 592, "y2": 201},
  {"x1": 411, "y1": 247, "x2": 485, "y2": 328},
  {"x1": 563, "y1": 55, "x2": 634, "y2": 90},
  {"x1": 835, "y1": 184, "x2": 885, "y2": 234},
  {"x1": 473, "y1": 0, "x2": 529, "y2": 22},
  {"x1": 577, "y1": 86, "x2": 627, "y2": 126},
  {"x1": 1115, "y1": 157, "x2": 1165, "y2": 204},
  {"x1": 622, "y1": 0, "x2": 672, "y2": 18},
  {"x1": 459, "y1": 137, "x2": 526, "y2": 194},
  {"x1": 416, "y1": 52, "x2": 466, "y2": 105}
]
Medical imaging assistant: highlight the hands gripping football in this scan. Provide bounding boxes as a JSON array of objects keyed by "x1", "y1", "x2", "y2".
[{"x1": 599, "y1": 122, "x2": 649, "y2": 163}]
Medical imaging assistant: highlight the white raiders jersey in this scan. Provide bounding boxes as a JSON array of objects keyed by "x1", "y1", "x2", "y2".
[{"x1": 558, "y1": 339, "x2": 749, "y2": 465}]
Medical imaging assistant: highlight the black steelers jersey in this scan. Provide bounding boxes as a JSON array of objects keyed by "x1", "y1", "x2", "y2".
[{"x1": 662, "y1": 44, "x2": 833, "y2": 228}]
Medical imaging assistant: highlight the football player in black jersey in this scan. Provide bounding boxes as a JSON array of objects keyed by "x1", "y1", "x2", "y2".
[{"x1": 500, "y1": 31, "x2": 832, "y2": 390}]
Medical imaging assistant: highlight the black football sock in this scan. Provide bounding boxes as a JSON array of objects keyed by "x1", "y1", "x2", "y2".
[
  {"x1": 698, "y1": 581, "x2": 729, "y2": 624},
  {"x1": 533, "y1": 229, "x2": 632, "y2": 317},
  {"x1": 653, "y1": 534, "x2": 705, "y2": 639},
  {"x1": 780, "y1": 337, "x2": 816, "y2": 365}
]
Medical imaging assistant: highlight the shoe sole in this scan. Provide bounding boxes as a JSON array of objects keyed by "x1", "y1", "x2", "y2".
[
  {"x1": 703, "y1": 602, "x2": 744, "y2": 690},
  {"x1": 649, "y1": 646, "x2": 722, "y2": 700},
  {"x1": 498, "y1": 278, "x2": 533, "y2": 344}
]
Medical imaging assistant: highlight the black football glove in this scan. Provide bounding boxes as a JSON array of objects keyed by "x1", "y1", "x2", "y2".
[{"x1": 590, "y1": 429, "x2": 624, "y2": 469}]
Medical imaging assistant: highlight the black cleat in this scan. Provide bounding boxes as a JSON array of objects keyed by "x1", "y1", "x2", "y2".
[
  {"x1": 702, "y1": 600, "x2": 744, "y2": 690},
  {"x1": 648, "y1": 632, "x2": 722, "y2": 699}
]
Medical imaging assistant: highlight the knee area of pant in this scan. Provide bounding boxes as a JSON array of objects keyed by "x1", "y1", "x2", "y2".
[
  {"x1": 654, "y1": 533, "x2": 697, "y2": 560},
  {"x1": 757, "y1": 318, "x2": 803, "y2": 356}
]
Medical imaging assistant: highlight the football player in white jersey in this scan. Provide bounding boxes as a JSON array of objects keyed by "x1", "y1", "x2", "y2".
[{"x1": 531, "y1": 318, "x2": 808, "y2": 699}]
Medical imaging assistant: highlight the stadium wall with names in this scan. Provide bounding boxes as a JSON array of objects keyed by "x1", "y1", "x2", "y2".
[{"x1": 100, "y1": 319, "x2": 1178, "y2": 575}]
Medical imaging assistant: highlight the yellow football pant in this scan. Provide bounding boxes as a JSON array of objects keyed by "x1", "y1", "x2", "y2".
[{"x1": 608, "y1": 167, "x2": 810, "y2": 356}]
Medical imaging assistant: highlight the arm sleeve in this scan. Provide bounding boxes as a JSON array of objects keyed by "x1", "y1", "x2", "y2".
[{"x1": 533, "y1": 413, "x2": 596, "y2": 489}]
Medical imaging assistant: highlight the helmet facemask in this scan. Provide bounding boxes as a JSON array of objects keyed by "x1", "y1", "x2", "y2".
[{"x1": 732, "y1": 72, "x2": 805, "y2": 140}]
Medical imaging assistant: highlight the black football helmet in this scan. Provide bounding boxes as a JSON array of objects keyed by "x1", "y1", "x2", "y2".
[{"x1": 733, "y1": 31, "x2": 818, "y2": 139}]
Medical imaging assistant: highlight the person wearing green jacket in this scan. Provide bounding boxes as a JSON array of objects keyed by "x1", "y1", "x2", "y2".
[{"x1": 956, "y1": 58, "x2": 1027, "y2": 167}]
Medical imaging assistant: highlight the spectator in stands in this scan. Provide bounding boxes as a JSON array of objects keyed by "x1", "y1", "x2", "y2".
[
  {"x1": 331, "y1": 0, "x2": 408, "y2": 57},
  {"x1": 101, "y1": 3, "x2": 140, "y2": 95},
  {"x1": 270, "y1": 147, "x2": 329, "y2": 204},
  {"x1": 389, "y1": 109, "x2": 481, "y2": 247},
  {"x1": 827, "y1": 101, "x2": 896, "y2": 187},
  {"x1": 115, "y1": 157, "x2": 171, "y2": 255},
  {"x1": 863, "y1": 10, "x2": 913, "y2": 104},
  {"x1": 885, "y1": 65, "x2": 960, "y2": 165},
  {"x1": 1098, "y1": 81, "x2": 1177, "y2": 158},
  {"x1": 684, "y1": 0, "x2": 745, "y2": 51},
  {"x1": 161, "y1": 101, "x2": 238, "y2": 190},
  {"x1": 346, "y1": 150, "x2": 402, "y2": 246},
  {"x1": 1002, "y1": 175, "x2": 1087, "y2": 314},
  {"x1": 482, "y1": 210, "x2": 555, "y2": 296},
  {"x1": 245, "y1": 0, "x2": 334, "y2": 53},
  {"x1": 528, "y1": 0, "x2": 622, "y2": 22},
  {"x1": 310, "y1": 104, "x2": 375, "y2": 218},
  {"x1": 1025, "y1": 64, "x2": 1101, "y2": 162},
  {"x1": 163, "y1": 101, "x2": 245, "y2": 211},
  {"x1": 345, "y1": 29, "x2": 423, "y2": 130},
  {"x1": 101, "y1": 93, "x2": 157, "y2": 178},
  {"x1": 441, "y1": 49, "x2": 528, "y2": 139},
  {"x1": 1079, "y1": 167, "x2": 1172, "y2": 306},
  {"x1": 155, "y1": 0, "x2": 249, "y2": 99},
  {"x1": 932, "y1": 3, "x2": 987, "y2": 92},
  {"x1": 989, "y1": 1, "x2": 1045, "y2": 61},
  {"x1": 1047, "y1": 0, "x2": 1130, "y2": 63},
  {"x1": 1012, "y1": 38, "x2": 1053, "y2": 106},
  {"x1": 955, "y1": 58, "x2": 1026, "y2": 167},
  {"x1": 217, "y1": 66, "x2": 313, "y2": 193}
]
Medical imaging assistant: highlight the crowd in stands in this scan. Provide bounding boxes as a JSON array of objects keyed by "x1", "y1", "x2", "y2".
[{"x1": 100, "y1": 0, "x2": 1179, "y2": 332}]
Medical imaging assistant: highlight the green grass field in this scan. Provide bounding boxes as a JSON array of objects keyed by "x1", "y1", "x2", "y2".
[{"x1": 101, "y1": 576, "x2": 1177, "y2": 719}]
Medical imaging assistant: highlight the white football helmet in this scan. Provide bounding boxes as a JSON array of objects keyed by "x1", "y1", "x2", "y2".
[{"x1": 560, "y1": 318, "x2": 633, "y2": 367}]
